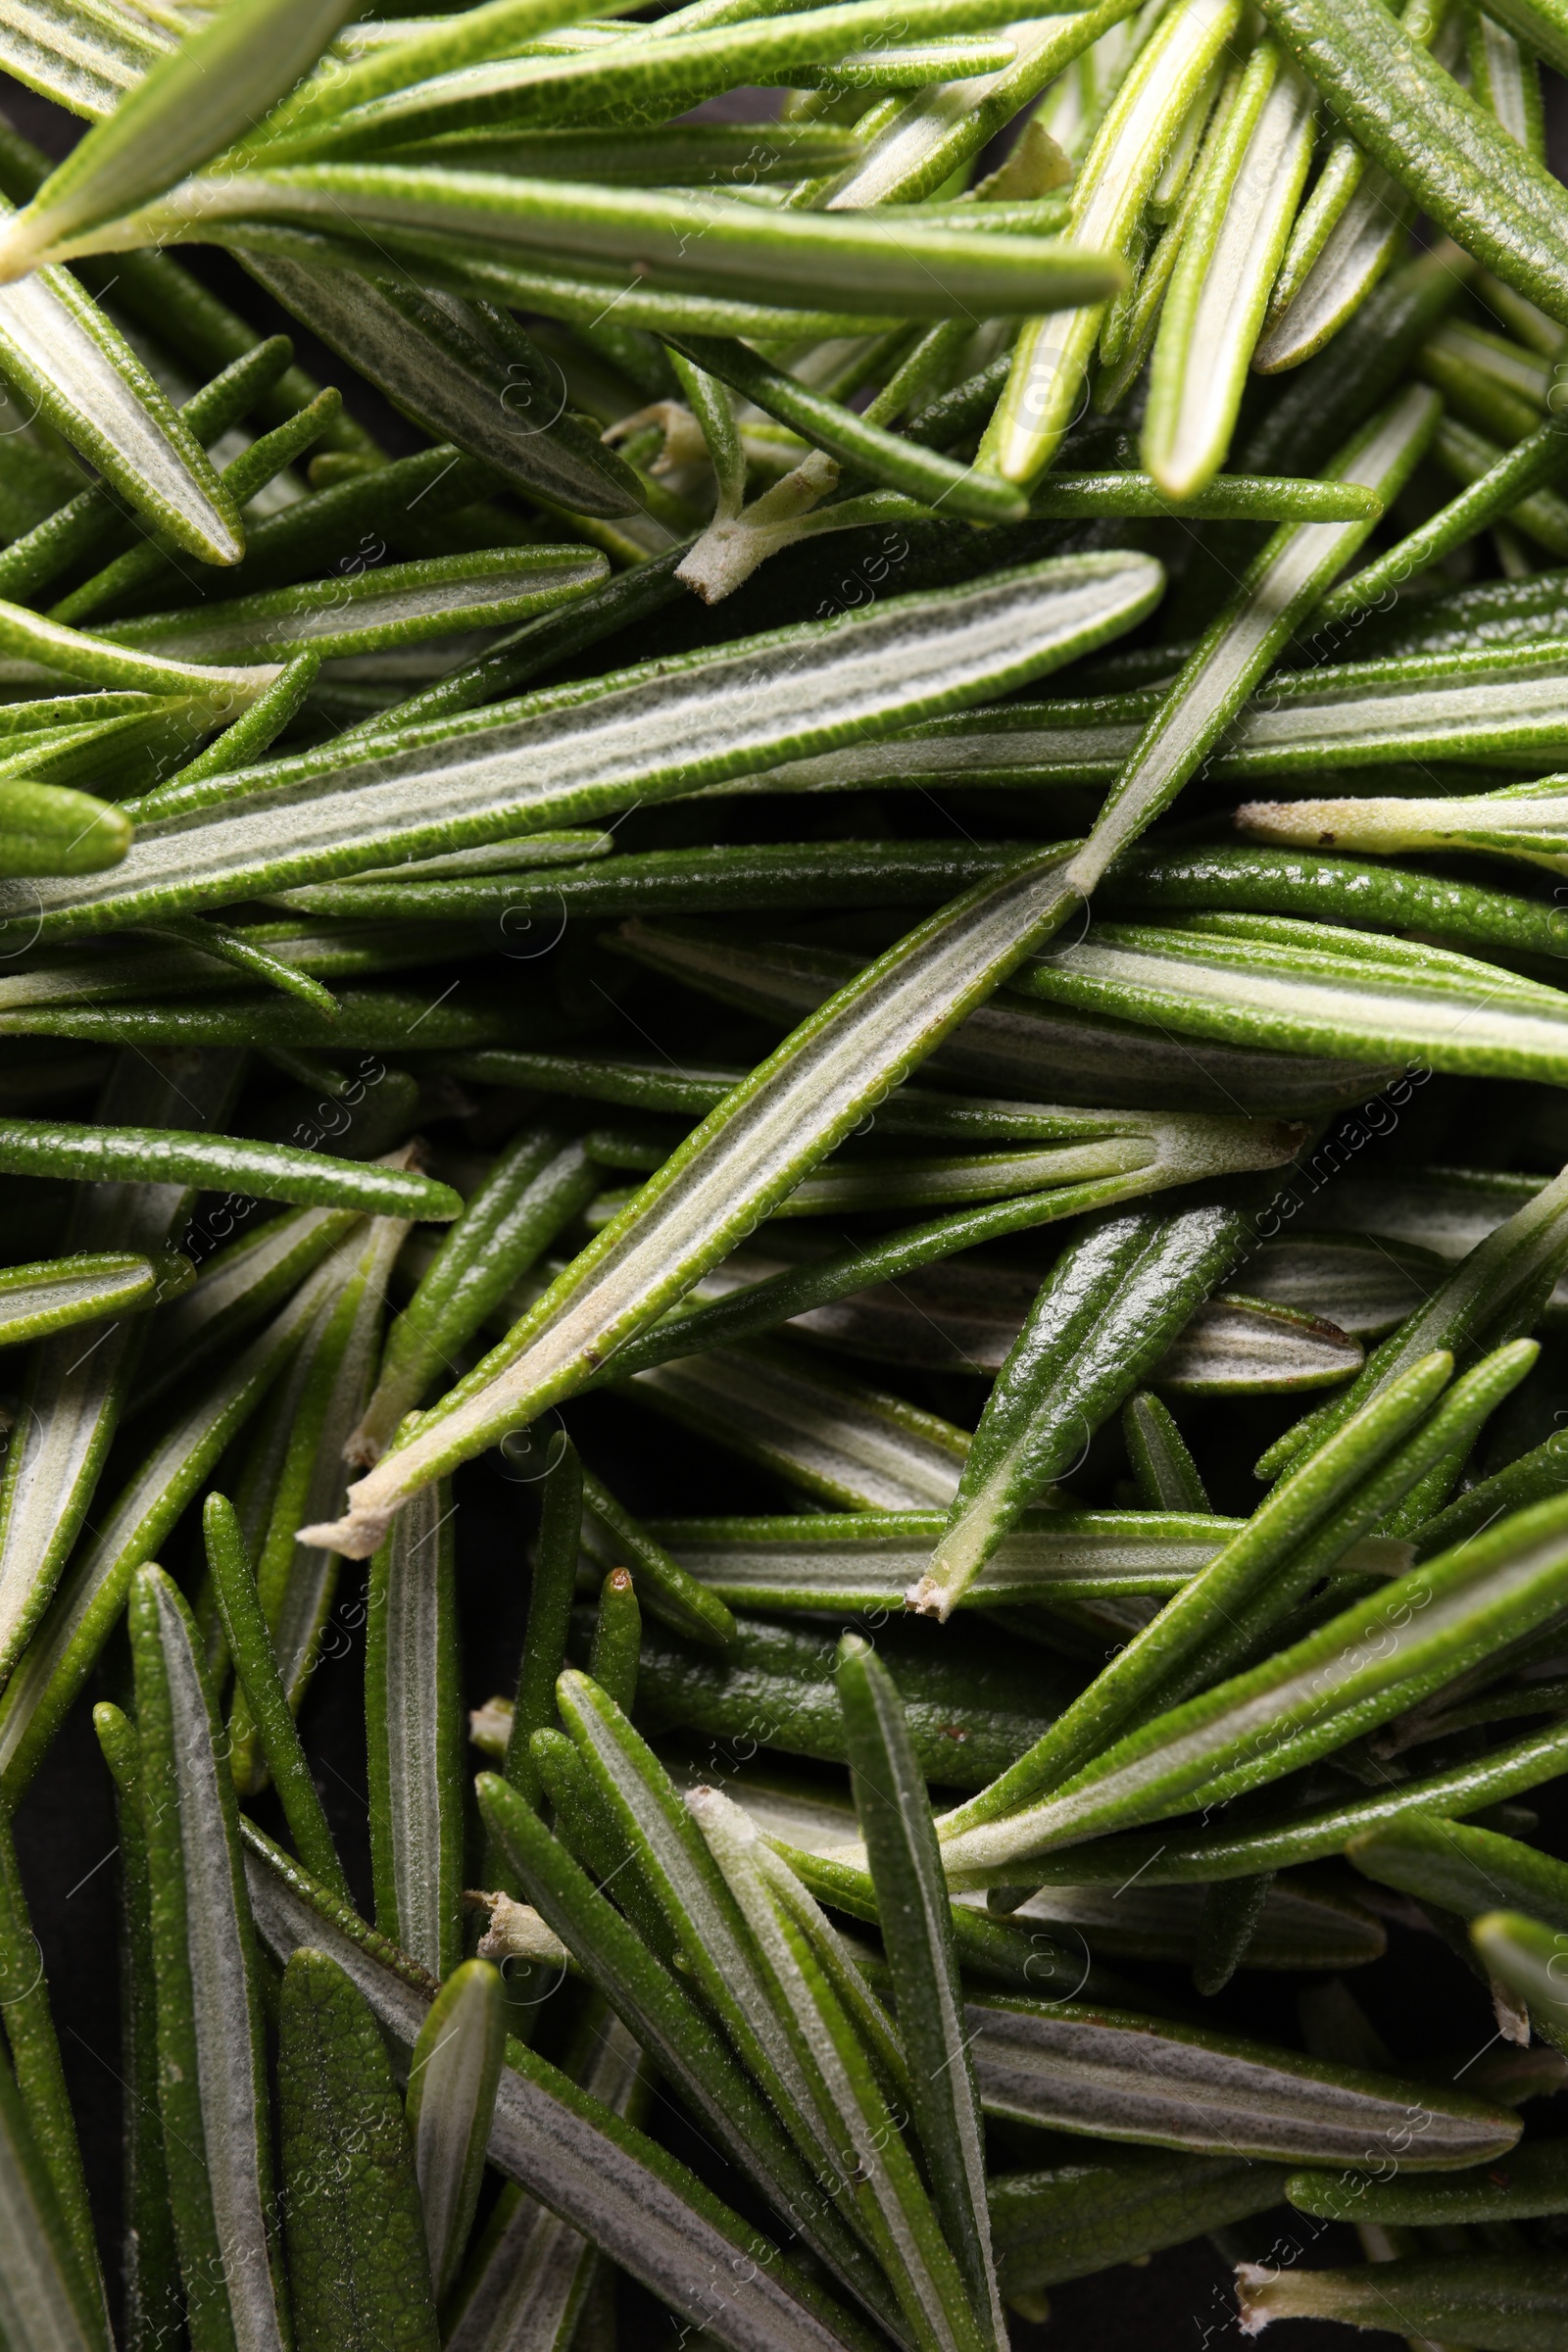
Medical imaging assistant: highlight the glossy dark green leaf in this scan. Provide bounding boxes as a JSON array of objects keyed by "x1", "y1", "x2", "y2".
[
  {"x1": 130, "y1": 1565, "x2": 287, "y2": 2352},
  {"x1": 916, "y1": 1203, "x2": 1247, "y2": 1617},
  {"x1": 367, "y1": 1477, "x2": 464, "y2": 1977},
  {"x1": 278, "y1": 1946, "x2": 440, "y2": 2352},
  {"x1": 837, "y1": 1635, "x2": 1004, "y2": 2348},
  {"x1": 405, "y1": 1959, "x2": 505, "y2": 2301}
]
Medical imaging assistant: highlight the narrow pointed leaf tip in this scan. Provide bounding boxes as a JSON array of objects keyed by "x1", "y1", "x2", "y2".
[
  {"x1": 0, "y1": 0, "x2": 361, "y2": 283},
  {"x1": 291, "y1": 559, "x2": 1163, "y2": 1560}
]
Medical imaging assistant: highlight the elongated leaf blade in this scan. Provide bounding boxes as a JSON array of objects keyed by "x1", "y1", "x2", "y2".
[
  {"x1": 939, "y1": 1489, "x2": 1568, "y2": 1877},
  {"x1": 0, "y1": 2037, "x2": 104, "y2": 2352},
  {"x1": 0, "y1": 256, "x2": 243, "y2": 563},
  {"x1": 968, "y1": 1991, "x2": 1519, "y2": 2165},
  {"x1": 0, "y1": 554, "x2": 1159, "y2": 941},
  {"x1": 0, "y1": 1240, "x2": 341, "y2": 1799},
  {"x1": 243, "y1": 1828, "x2": 882, "y2": 2352},
  {"x1": 1258, "y1": 0, "x2": 1568, "y2": 325},
  {"x1": 0, "y1": 0, "x2": 359, "y2": 279},
  {"x1": 368, "y1": 1478, "x2": 465, "y2": 1978},
  {"x1": 279, "y1": 1946, "x2": 439, "y2": 2352},
  {"x1": 0, "y1": 1045, "x2": 241, "y2": 1692},
  {"x1": 915, "y1": 1203, "x2": 1246, "y2": 1616},
  {"x1": 1235, "y1": 2249, "x2": 1568, "y2": 2342},
  {"x1": 837, "y1": 1636, "x2": 1004, "y2": 2348},
  {"x1": 130, "y1": 1564, "x2": 287, "y2": 2352}
]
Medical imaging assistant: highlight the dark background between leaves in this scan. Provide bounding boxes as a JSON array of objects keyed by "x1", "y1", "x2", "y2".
[{"x1": 7, "y1": 51, "x2": 1568, "y2": 2352}]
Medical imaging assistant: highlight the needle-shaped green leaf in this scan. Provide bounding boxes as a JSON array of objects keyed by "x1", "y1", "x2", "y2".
[
  {"x1": 278, "y1": 1945, "x2": 439, "y2": 2352},
  {"x1": 205, "y1": 1490, "x2": 350, "y2": 1904},
  {"x1": 589, "y1": 1569, "x2": 639, "y2": 1719},
  {"x1": 502, "y1": 1437, "x2": 580, "y2": 1813},
  {"x1": 0, "y1": 245, "x2": 244, "y2": 564},
  {"x1": 122, "y1": 166, "x2": 1127, "y2": 325},
  {"x1": 807, "y1": 1, "x2": 1127, "y2": 209},
  {"x1": 1471, "y1": 3, "x2": 1544, "y2": 154},
  {"x1": 94, "y1": 1701, "x2": 178, "y2": 2352},
  {"x1": 966, "y1": 1989, "x2": 1520, "y2": 2165},
  {"x1": 0, "y1": 0, "x2": 169, "y2": 122},
  {"x1": 0, "y1": 1814, "x2": 104, "y2": 2334},
  {"x1": 376, "y1": 120, "x2": 864, "y2": 185},
  {"x1": 233, "y1": 0, "x2": 626, "y2": 160},
  {"x1": 1287, "y1": 2136, "x2": 1568, "y2": 2224},
  {"x1": 1240, "y1": 771, "x2": 1568, "y2": 877},
  {"x1": 442, "y1": 2004, "x2": 643, "y2": 2352},
  {"x1": 1256, "y1": 1157, "x2": 1568, "y2": 1482},
  {"x1": 0, "y1": 1043, "x2": 239, "y2": 1694},
  {"x1": 368, "y1": 1476, "x2": 464, "y2": 1979},
  {"x1": 0, "y1": 594, "x2": 279, "y2": 702},
  {"x1": 980, "y1": 1866, "x2": 1383, "y2": 1975},
  {"x1": 0, "y1": 331, "x2": 291, "y2": 605},
  {"x1": 235, "y1": 258, "x2": 644, "y2": 521},
  {"x1": 1254, "y1": 156, "x2": 1415, "y2": 372},
  {"x1": 291, "y1": 734, "x2": 1178, "y2": 1562},
  {"x1": 0, "y1": 1117, "x2": 459, "y2": 1217},
  {"x1": 1472, "y1": 1907, "x2": 1568, "y2": 2046},
  {"x1": 0, "y1": 552, "x2": 1158, "y2": 940},
  {"x1": 1348, "y1": 1809, "x2": 1568, "y2": 1932},
  {"x1": 1005, "y1": 1699, "x2": 1568, "y2": 1888},
  {"x1": 1102, "y1": 840, "x2": 1568, "y2": 963},
  {"x1": 1031, "y1": 472, "x2": 1383, "y2": 518},
  {"x1": 1015, "y1": 908, "x2": 1568, "y2": 1087},
  {"x1": 939, "y1": 1487, "x2": 1568, "y2": 1879},
  {"x1": 1255, "y1": 0, "x2": 1445, "y2": 375},
  {"x1": 580, "y1": 1466, "x2": 734, "y2": 1647},
  {"x1": 982, "y1": 0, "x2": 1242, "y2": 486},
  {"x1": 1062, "y1": 383, "x2": 1439, "y2": 899},
  {"x1": 242, "y1": 1822, "x2": 880, "y2": 2352},
  {"x1": 0, "y1": 0, "x2": 359, "y2": 282},
  {"x1": 479, "y1": 1770, "x2": 899, "y2": 2333},
  {"x1": 352, "y1": 1122, "x2": 595, "y2": 1466},
  {"x1": 1143, "y1": 43, "x2": 1317, "y2": 498},
  {"x1": 1234, "y1": 2248, "x2": 1568, "y2": 2343},
  {"x1": 1258, "y1": 0, "x2": 1568, "y2": 325},
  {"x1": 690, "y1": 1782, "x2": 986, "y2": 2352},
  {"x1": 630, "y1": 1608, "x2": 1071, "y2": 1788},
  {"x1": 0, "y1": 1231, "x2": 339, "y2": 1799},
  {"x1": 1429, "y1": 414, "x2": 1568, "y2": 554},
  {"x1": 104, "y1": 546, "x2": 610, "y2": 665},
  {"x1": 234, "y1": 1210, "x2": 410, "y2": 1781},
  {"x1": 405, "y1": 1959, "x2": 505, "y2": 2302},
  {"x1": 936, "y1": 1348, "x2": 1462, "y2": 1845},
  {"x1": 0, "y1": 779, "x2": 128, "y2": 877},
  {"x1": 990, "y1": 2149, "x2": 1290, "y2": 2297},
  {"x1": 246, "y1": 0, "x2": 1023, "y2": 153},
  {"x1": 644, "y1": 1508, "x2": 1253, "y2": 1612},
  {"x1": 624, "y1": 1341, "x2": 971, "y2": 1512},
  {"x1": 0, "y1": 2032, "x2": 106, "y2": 2352},
  {"x1": 914, "y1": 1203, "x2": 1247, "y2": 1618},
  {"x1": 140, "y1": 1202, "x2": 362, "y2": 1409},
  {"x1": 836, "y1": 1634, "x2": 1004, "y2": 2350},
  {"x1": 0, "y1": 1250, "x2": 153, "y2": 1345},
  {"x1": 1124, "y1": 1391, "x2": 1210, "y2": 1508},
  {"x1": 129, "y1": 1563, "x2": 287, "y2": 2352},
  {"x1": 445, "y1": 1036, "x2": 1293, "y2": 1153},
  {"x1": 162, "y1": 654, "x2": 322, "y2": 795},
  {"x1": 552, "y1": 1670, "x2": 857, "y2": 2197},
  {"x1": 50, "y1": 385, "x2": 343, "y2": 629}
]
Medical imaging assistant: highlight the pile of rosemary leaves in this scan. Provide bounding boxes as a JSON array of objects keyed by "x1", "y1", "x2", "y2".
[{"x1": 3, "y1": 0, "x2": 1568, "y2": 2343}]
